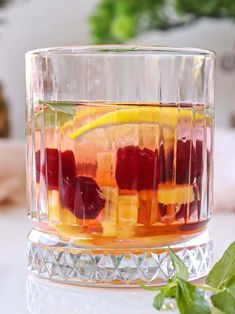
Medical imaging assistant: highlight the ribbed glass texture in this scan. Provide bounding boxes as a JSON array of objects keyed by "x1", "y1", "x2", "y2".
[{"x1": 26, "y1": 46, "x2": 215, "y2": 285}]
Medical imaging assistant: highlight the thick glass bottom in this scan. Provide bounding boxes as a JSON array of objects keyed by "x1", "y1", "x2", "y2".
[{"x1": 27, "y1": 228, "x2": 213, "y2": 287}]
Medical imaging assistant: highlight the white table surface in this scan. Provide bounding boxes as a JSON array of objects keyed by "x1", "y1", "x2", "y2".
[{"x1": 0, "y1": 208, "x2": 234, "y2": 314}]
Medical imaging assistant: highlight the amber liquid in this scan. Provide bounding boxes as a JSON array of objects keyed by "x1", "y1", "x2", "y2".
[{"x1": 28, "y1": 102, "x2": 213, "y2": 248}]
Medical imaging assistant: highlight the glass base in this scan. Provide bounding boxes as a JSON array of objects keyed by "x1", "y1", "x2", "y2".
[{"x1": 27, "y1": 228, "x2": 213, "y2": 287}]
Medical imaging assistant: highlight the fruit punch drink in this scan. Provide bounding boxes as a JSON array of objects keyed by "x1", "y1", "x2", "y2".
[
  {"x1": 30, "y1": 102, "x2": 212, "y2": 245},
  {"x1": 26, "y1": 46, "x2": 215, "y2": 286}
]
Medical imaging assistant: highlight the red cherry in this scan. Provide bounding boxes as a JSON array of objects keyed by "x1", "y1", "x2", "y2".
[
  {"x1": 115, "y1": 146, "x2": 159, "y2": 191},
  {"x1": 60, "y1": 176, "x2": 105, "y2": 220}
]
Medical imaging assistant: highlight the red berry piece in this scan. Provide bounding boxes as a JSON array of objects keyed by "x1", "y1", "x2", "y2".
[
  {"x1": 115, "y1": 146, "x2": 159, "y2": 191},
  {"x1": 175, "y1": 184, "x2": 201, "y2": 220},
  {"x1": 159, "y1": 145, "x2": 174, "y2": 183},
  {"x1": 159, "y1": 139, "x2": 204, "y2": 185},
  {"x1": 60, "y1": 177, "x2": 76, "y2": 211},
  {"x1": 40, "y1": 148, "x2": 59, "y2": 189},
  {"x1": 175, "y1": 201, "x2": 199, "y2": 220},
  {"x1": 159, "y1": 203, "x2": 167, "y2": 217},
  {"x1": 60, "y1": 176, "x2": 105, "y2": 220},
  {"x1": 176, "y1": 139, "x2": 204, "y2": 185},
  {"x1": 176, "y1": 140, "x2": 194, "y2": 184},
  {"x1": 46, "y1": 148, "x2": 60, "y2": 189},
  {"x1": 60, "y1": 150, "x2": 76, "y2": 182},
  {"x1": 190, "y1": 140, "x2": 203, "y2": 185},
  {"x1": 35, "y1": 150, "x2": 41, "y2": 183},
  {"x1": 35, "y1": 149, "x2": 76, "y2": 190},
  {"x1": 194, "y1": 140, "x2": 203, "y2": 182}
]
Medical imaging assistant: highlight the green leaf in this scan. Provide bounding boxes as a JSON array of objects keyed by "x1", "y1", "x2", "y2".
[
  {"x1": 226, "y1": 275, "x2": 235, "y2": 298},
  {"x1": 211, "y1": 290, "x2": 235, "y2": 314},
  {"x1": 153, "y1": 282, "x2": 177, "y2": 310},
  {"x1": 111, "y1": 15, "x2": 137, "y2": 41},
  {"x1": 206, "y1": 241, "x2": 235, "y2": 289},
  {"x1": 211, "y1": 307, "x2": 225, "y2": 314},
  {"x1": 139, "y1": 283, "x2": 161, "y2": 291},
  {"x1": 33, "y1": 101, "x2": 77, "y2": 130},
  {"x1": 34, "y1": 109, "x2": 73, "y2": 130},
  {"x1": 89, "y1": 0, "x2": 235, "y2": 44},
  {"x1": 169, "y1": 248, "x2": 189, "y2": 281},
  {"x1": 176, "y1": 279, "x2": 211, "y2": 314},
  {"x1": 153, "y1": 290, "x2": 166, "y2": 310},
  {"x1": 42, "y1": 101, "x2": 77, "y2": 116}
]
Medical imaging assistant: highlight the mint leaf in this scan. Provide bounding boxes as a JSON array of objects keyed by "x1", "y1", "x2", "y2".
[
  {"x1": 34, "y1": 109, "x2": 73, "y2": 130},
  {"x1": 206, "y1": 241, "x2": 235, "y2": 289},
  {"x1": 33, "y1": 100, "x2": 78, "y2": 130},
  {"x1": 211, "y1": 290, "x2": 235, "y2": 314},
  {"x1": 139, "y1": 283, "x2": 160, "y2": 291},
  {"x1": 226, "y1": 275, "x2": 235, "y2": 297},
  {"x1": 146, "y1": 243, "x2": 235, "y2": 314},
  {"x1": 176, "y1": 279, "x2": 211, "y2": 314},
  {"x1": 44, "y1": 101, "x2": 76, "y2": 116},
  {"x1": 211, "y1": 308, "x2": 226, "y2": 314},
  {"x1": 153, "y1": 283, "x2": 177, "y2": 310},
  {"x1": 153, "y1": 291, "x2": 166, "y2": 310},
  {"x1": 226, "y1": 276, "x2": 235, "y2": 298},
  {"x1": 169, "y1": 248, "x2": 189, "y2": 281}
]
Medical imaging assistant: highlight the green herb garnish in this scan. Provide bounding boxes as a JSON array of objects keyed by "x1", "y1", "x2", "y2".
[
  {"x1": 33, "y1": 101, "x2": 77, "y2": 130},
  {"x1": 142, "y1": 241, "x2": 235, "y2": 314},
  {"x1": 206, "y1": 242, "x2": 235, "y2": 289},
  {"x1": 169, "y1": 247, "x2": 188, "y2": 281},
  {"x1": 43, "y1": 101, "x2": 77, "y2": 116}
]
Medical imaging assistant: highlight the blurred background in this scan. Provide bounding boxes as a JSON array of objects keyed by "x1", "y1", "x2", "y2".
[{"x1": 0, "y1": 0, "x2": 234, "y2": 210}]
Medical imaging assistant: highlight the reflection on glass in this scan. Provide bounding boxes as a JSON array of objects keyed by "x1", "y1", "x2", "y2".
[{"x1": 26, "y1": 275, "x2": 177, "y2": 314}]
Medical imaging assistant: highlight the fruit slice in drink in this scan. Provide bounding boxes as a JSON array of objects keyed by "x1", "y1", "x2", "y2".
[
  {"x1": 101, "y1": 187, "x2": 118, "y2": 237},
  {"x1": 69, "y1": 106, "x2": 204, "y2": 140},
  {"x1": 117, "y1": 194, "x2": 139, "y2": 238}
]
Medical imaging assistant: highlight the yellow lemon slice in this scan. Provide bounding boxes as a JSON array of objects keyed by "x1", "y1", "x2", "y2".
[
  {"x1": 60, "y1": 106, "x2": 113, "y2": 134},
  {"x1": 69, "y1": 107, "x2": 205, "y2": 140}
]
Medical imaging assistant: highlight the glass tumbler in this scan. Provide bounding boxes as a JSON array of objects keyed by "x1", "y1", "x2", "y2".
[{"x1": 26, "y1": 46, "x2": 215, "y2": 286}]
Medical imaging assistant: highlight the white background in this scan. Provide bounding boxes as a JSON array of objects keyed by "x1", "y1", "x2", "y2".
[{"x1": 0, "y1": 0, "x2": 98, "y2": 137}]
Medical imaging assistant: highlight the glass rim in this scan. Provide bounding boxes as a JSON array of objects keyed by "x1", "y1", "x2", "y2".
[{"x1": 25, "y1": 44, "x2": 215, "y2": 58}]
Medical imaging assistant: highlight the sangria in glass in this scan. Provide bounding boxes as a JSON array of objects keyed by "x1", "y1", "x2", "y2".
[{"x1": 26, "y1": 46, "x2": 215, "y2": 286}]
